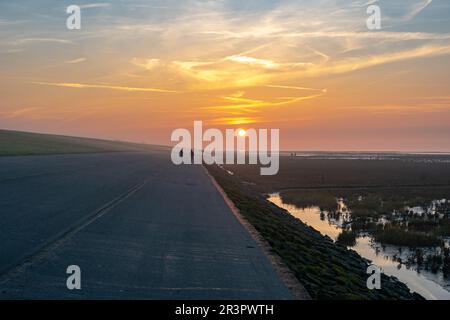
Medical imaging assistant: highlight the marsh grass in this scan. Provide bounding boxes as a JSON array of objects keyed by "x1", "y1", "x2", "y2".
[
  {"x1": 280, "y1": 190, "x2": 338, "y2": 212},
  {"x1": 374, "y1": 226, "x2": 442, "y2": 247},
  {"x1": 207, "y1": 164, "x2": 422, "y2": 300}
]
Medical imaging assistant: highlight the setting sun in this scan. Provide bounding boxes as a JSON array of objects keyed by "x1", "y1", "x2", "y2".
[{"x1": 237, "y1": 129, "x2": 247, "y2": 137}]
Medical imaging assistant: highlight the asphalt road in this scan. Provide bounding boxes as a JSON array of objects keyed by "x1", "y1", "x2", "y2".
[{"x1": 0, "y1": 150, "x2": 293, "y2": 299}]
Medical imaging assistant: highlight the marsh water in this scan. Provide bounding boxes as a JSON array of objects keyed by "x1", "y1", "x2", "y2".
[{"x1": 268, "y1": 193, "x2": 450, "y2": 300}]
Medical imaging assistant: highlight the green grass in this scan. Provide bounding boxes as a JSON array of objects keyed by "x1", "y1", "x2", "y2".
[{"x1": 0, "y1": 129, "x2": 163, "y2": 156}]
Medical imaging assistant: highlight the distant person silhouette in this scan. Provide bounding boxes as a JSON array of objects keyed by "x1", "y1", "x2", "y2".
[{"x1": 191, "y1": 149, "x2": 194, "y2": 162}]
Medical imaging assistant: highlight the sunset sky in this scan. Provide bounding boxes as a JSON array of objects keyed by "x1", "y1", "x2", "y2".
[{"x1": 1, "y1": 0, "x2": 450, "y2": 151}]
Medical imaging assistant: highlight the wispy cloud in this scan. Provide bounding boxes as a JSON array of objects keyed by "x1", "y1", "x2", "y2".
[
  {"x1": 225, "y1": 55, "x2": 312, "y2": 70},
  {"x1": 403, "y1": 0, "x2": 433, "y2": 21},
  {"x1": 65, "y1": 58, "x2": 87, "y2": 64},
  {"x1": 80, "y1": 3, "x2": 111, "y2": 9},
  {"x1": 0, "y1": 18, "x2": 27, "y2": 26},
  {"x1": 15, "y1": 38, "x2": 73, "y2": 45},
  {"x1": 0, "y1": 107, "x2": 37, "y2": 119},
  {"x1": 211, "y1": 117, "x2": 260, "y2": 125},
  {"x1": 203, "y1": 87, "x2": 326, "y2": 113},
  {"x1": 32, "y1": 82, "x2": 178, "y2": 93},
  {"x1": 265, "y1": 85, "x2": 326, "y2": 92},
  {"x1": 130, "y1": 58, "x2": 161, "y2": 70},
  {"x1": 303, "y1": 44, "x2": 450, "y2": 77},
  {"x1": 225, "y1": 55, "x2": 280, "y2": 69}
]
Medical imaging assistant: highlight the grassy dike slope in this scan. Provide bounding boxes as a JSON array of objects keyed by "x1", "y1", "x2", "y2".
[
  {"x1": 0, "y1": 129, "x2": 162, "y2": 156},
  {"x1": 206, "y1": 164, "x2": 424, "y2": 300}
]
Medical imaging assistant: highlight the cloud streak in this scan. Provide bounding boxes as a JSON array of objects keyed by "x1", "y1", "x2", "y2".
[
  {"x1": 32, "y1": 82, "x2": 178, "y2": 93},
  {"x1": 80, "y1": 3, "x2": 111, "y2": 9},
  {"x1": 65, "y1": 58, "x2": 87, "y2": 64}
]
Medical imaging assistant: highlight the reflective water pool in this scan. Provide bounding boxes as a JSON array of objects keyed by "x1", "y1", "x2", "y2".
[{"x1": 267, "y1": 193, "x2": 450, "y2": 300}]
